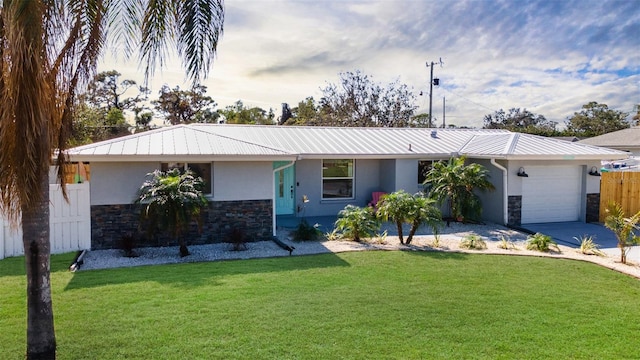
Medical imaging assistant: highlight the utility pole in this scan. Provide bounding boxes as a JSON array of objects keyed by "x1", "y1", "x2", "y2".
[
  {"x1": 426, "y1": 58, "x2": 443, "y2": 128},
  {"x1": 442, "y1": 96, "x2": 446, "y2": 128}
]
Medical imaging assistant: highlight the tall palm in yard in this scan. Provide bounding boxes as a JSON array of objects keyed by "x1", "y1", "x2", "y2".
[
  {"x1": 425, "y1": 156, "x2": 494, "y2": 222},
  {"x1": 604, "y1": 202, "x2": 640, "y2": 264},
  {"x1": 0, "y1": 1, "x2": 224, "y2": 358},
  {"x1": 136, "y1": 169, "x2": 208, "y2": 257}
]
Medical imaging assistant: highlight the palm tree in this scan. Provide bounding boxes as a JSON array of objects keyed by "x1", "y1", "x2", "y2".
[
  {"x1": 376, "y1": 191, "x2": 413, "y2": 244},
  {"x1": 0, "y1": 2, "x2": 224, "y2": 358},
  {"x1": 604, "y1": 202, "x2": 640, "y2": 264},
  {"x1": 136, "y1": 169, "x2": 208, "y2": 257},
  {"x1": 405, "y1": 195, "x2": 442, "y2": 245},
  {"x1": 425, "y1": 156, "x2": 495, "y2": 222}
]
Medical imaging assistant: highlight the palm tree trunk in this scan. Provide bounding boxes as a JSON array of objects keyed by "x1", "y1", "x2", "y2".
[
  {"x1": 22, "y1": 174, "x2": 56, "y2": 359},
  {"x1": 396, "y1": 220, "x2": 404, "y2": 244},
  {"x1": 406, "y1": 221, "x2": 420, "y2": 245}
]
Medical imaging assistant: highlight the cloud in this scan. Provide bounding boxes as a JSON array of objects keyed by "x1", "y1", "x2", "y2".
[{"x1": 99, "y1": 0, "x2": 640, "y2": 128}]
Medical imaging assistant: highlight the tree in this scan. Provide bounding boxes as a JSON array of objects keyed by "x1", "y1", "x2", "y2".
[
  {"x1": 565, "y1": 102, "x2": 629, "y2": 137},
  {"x1": 83, "y1": 70, "x2": 149, "y2": 111},
  {"x1": 153, "y1": 84, "x2": 219, "y2": 125},
  {"x1": 633, "y1": 104, "x2": 640, "y2": 126},
  {"x1": 135, "y1": 169, "x2": 208, "y2": 257},
  {"x1": 282, "y1": 97, "x2": 322, "y2": 126},
  {"x1": 483, "y1": 108, "x2": 556, "y2": 135},
  {"x1": 0, "y1": 1, "x2": 224, "y2": 358},
  {"x1": 218, "y1": 100, "x2": 274, "y2": 125},
  {"x1": 404, "y1": 195, "x2": 442, "y2": 245},
  {"x1": 376, "y1": 191, "x2": 442, "y2": 245},
  {"x1": 604, "y1": 202, "x2": 640, "y2": 264},
  {"x1": 319, "y1": 70, "x2": 418, "y2": 127},
  {"x1": 425, "y1": 156, "x2": 495, "y2": 222}
]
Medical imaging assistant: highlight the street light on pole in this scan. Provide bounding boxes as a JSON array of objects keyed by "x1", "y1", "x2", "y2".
[{"x1": 426, "y1": 58, "x2": 443, "y2": 128}]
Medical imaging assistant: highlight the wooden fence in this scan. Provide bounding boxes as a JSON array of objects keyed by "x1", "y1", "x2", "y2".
[
  {"x1": 0, "y1": 182, "x2": 91, "y2": 259},
  {"x1": 599, "y1": 172, "x2": 640, "y2": 222}
]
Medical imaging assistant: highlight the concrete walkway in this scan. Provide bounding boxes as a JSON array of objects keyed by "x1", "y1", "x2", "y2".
[{"x1": 522, "y1": 222, "x2": 640, "y2": 263}]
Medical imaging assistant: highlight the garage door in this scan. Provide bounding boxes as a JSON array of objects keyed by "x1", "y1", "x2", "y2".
[{"x1": 521, "y1": 166, "x2": 581, "y2": 224}]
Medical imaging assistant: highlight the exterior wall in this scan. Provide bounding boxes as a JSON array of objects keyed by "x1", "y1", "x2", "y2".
[
  {"x1": 213, "y1": 161, "x2": 273, "y2": 200},
  {"x1": 295, "y1": 159, "x2": 381, "y2": 217},
  {"x1": 475, "y1": 159, "x2": 506, "y2": 225},
  {"x1": 394, "y1": 159, "x2": 423, "y2": 194},
  {"x1": 586, "y1": 193, "x2": 600, "y2": 223},
  {"x1": 379, "y1": 160, "x2": 396, "y2": 191},
  {"x1": 90, "y1": 162, "x2": 157, "y2": 205},
  {"x1": 91, "y1": 200, "x2": 273, "y2": 250},
  {"x1": 508, "y1": 195, "x2": 522, "y2": 226},
  {"x1": 505, "y1": 160, "x2": 603, "y2": 224}
]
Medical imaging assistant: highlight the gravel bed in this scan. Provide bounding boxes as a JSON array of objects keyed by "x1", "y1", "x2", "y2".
[
  {"x1": 77, "y1": 222, "x2": 640, "y2": 280},
  {"x1": 78, "y1": 222, "x2": 526, "y2": 271}
]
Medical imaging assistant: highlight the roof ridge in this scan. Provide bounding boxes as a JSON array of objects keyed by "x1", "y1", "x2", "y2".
[{"x1": 505, "y1": 133, "x2": 519, "y2": 154}]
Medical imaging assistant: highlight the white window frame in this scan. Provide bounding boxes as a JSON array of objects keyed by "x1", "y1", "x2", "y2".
[{"x1": 321, "y1": 159, "x2": 355, "y2": 200}]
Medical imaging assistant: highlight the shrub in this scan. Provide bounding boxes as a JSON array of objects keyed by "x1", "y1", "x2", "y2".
[
  {"x1": 325, "y1": 228, "x2": 343, "y2": 241},
  {"x1": 119, "y1": 234, "x2": 139, "y2": 258},
  {"x1": 334, "y1": 205, "x2": 380, "y2": 242},
  {"x1": 292, "y1": 220, "x2": 321, "y2": 241},
  {"x1": 228, "y1": 227, "x2": 247, "y2": 251},
  {"x1": 459, "y1": 234, "x2": 487, "y2": 250},
  {"x1": 497, "y1": 235, "x2": 518, "y2": 250},
  {"x1": 371, "y1": 230, "x2": 388, "y2": 245},
  {"x1": 574, "y1": 235, "x2": 605, "y2": 256},
  {"x1": 526, "y1": 233, "x2": 559, "y2": 252}
]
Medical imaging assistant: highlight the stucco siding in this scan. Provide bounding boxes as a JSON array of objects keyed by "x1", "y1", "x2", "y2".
[
  {"x1": 475, "y1": 159, "x2": 505, "y2": 224},
  {"x1": 213, "y1": 162, "x2": 273, "y2": 201},
  {"x1": 295, "y1": 159, "x2": 381, "y2": 217},
  {"x1": 90, "y1": 162, "x2": 158, "y2": 205},
  {"x1": 394, "y1": 159, "x2": 422, "y2": 194},
  {"x1": 379, "y1": 159, "x2": 396, "y2": 191}
]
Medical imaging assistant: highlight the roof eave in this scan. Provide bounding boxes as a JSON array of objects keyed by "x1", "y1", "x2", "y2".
[{"x1": 68, "y1": 154, "x2": 298, "y2": 162}]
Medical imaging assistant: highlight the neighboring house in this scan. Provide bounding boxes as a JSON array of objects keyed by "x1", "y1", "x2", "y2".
[
  {"x1": 579, "y1": 127, "x2": 640, "y2": 156},
  {"x1": 68, "y1": 124, "x2": 629, "y2": 250}
]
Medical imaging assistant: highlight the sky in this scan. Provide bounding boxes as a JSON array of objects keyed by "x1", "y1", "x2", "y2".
[{"x1": 100, "y1": 0, "x2": 640, "y2": 129}]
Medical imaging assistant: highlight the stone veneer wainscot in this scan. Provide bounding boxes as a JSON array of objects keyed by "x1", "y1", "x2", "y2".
[{"x1": 91, "y1": 200, "x2": 273, "y2": 250}]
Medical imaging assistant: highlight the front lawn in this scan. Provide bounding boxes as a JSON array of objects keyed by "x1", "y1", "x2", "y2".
[{"x1": 1, "y1": 251, "x2": 639, "y2": 359}]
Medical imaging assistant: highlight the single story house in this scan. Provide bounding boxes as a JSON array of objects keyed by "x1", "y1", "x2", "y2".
[
  {"x1": 579, "y1": 127, "x2": 640, "y2": 156},
  {"x1": 68, "y1": 124, "x2": 629, "y2": 250}
]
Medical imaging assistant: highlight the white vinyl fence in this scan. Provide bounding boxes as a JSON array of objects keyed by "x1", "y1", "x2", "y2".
[{"x1": 0, "y1": 183, "x2": 90, "y2": 260}]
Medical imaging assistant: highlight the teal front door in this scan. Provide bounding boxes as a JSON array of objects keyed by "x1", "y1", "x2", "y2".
[{"x1": 275, "y1": 165, "x2": 295, "y2": 215}]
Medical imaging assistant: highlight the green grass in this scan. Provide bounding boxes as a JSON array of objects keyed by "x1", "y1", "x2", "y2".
[{"x1": 2, "y1": 251, "x2": 640, "y2": 359}]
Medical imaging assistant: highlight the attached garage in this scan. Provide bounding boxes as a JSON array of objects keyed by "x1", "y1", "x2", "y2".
[{"x1": 521, "y1": 165, "x2": 582, "y2": 223}]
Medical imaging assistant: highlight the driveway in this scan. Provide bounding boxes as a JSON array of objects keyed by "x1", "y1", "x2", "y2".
[{"x1": 522, "y1": 222, "x2": 640, "y2": 263}]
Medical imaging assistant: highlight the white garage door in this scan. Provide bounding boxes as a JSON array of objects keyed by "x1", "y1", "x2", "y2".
[{"x1": 521, "y1": 166, "x2": 581, "y2": 224}]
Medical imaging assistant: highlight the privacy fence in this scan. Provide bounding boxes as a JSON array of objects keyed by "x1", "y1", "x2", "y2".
[
  {"x1": 599, "y1": 172, "x2": 640, "y2": 222},
  {"x1": 0, "y1": 183, "x2": 90, "y2": 260}
]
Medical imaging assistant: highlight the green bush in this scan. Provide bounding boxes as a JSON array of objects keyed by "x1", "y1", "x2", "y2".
[
  {"x1": 334, "y1": 205, "x2": 380, "y2": 242},
  {"x1": 526, "y1": 233, "x2": 559, "y2": 252},
  {"x1": 292, "y1": 220, "x2": 321, "y2": 241},
  {"x1": 497, "y1": 235, "x2": 518, "y2": 250},
  {"x1": 459, "y1": 234, "x2": 487, "y2": 250}
]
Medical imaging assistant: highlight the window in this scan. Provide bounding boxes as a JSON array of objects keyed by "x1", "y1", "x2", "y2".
[
  {"x1": 322, "y1": 159, "x2": 354, "y2": 199},
  {"x1": 418, "y1": 160, "x2": 434, "y2": 184},
  {"x1": 161, "y1": 162, "x2": 212, "y2": 195},
  {"x1": 418, "y1": 160, "x2": 443, "y2": 192}
]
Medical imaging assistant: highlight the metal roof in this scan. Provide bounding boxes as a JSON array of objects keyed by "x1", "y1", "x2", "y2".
[
  {"x1": 68, "y1": 124, "x2": 630, "y2": 162},
  {"x1": 68, "y1": 125, "x2": 295, "y2": 161}
]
